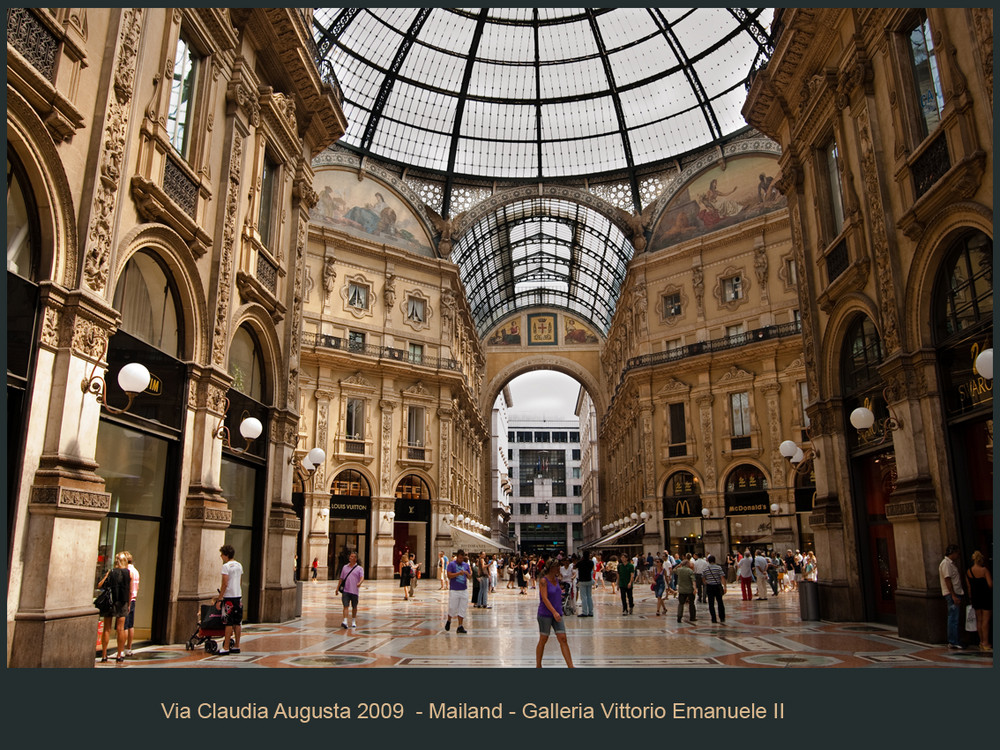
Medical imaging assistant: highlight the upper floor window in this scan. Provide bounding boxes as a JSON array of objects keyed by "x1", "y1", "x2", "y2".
[
  {"x1": 570, "y1": 431, "x2": 579, "y2": 442},
  {"x1": 348, "y1": 282, "x2": 369, "y2": 310},
  {"x1": 730, "y1": 392, "x2": 751, "y2": 437},
  {"x1": 112, "y1": 252, "x2": 182, "y2": 358},
  {"x1": 722, "y1": 275, "x2": 743, "y2": 302},
  {"x1": 258, "y1": 152, "x2": 278, "y2": 248},
  {"x1": 508, "y1": 431, "x2": 515, "y2": 442},
  {"x1": 571, "y1": 449, "x2": 581, "y2": 460},
  {"x1": 407, "y1": 405, "x2": 425, "y2": 447},
  {"x1": 534, "y1": 431, "x2": 550, "y2": 442},
  {"x1": 406, "y1": 296, "x2": 425, "y2": 323},
  {"x1": 348, "y1": 330, "x2": 366, "y2": 351},
  {"x1": 784, "y1": 257, "x2": 798, "y2": 286},
  {"x1": 907, "y1": 13, "x2": 945, "y2": 139},
  {"x1": 408, "y1": 342, "x2": 423, "y2": 364},
  {"x1": 934, "y1": 231, "x2": 993, "y2": 344},
  {"x1": 821, "y1": 139, "x2": 846, "y2": 239},
  {"x1": 167, "y1": 33, "x2": 199, "y2": 159},
  {"x1": 663, "y1": 292, "x2": 681, "y2": 317},
  {"x1": 842, "y1": 316, "x2": 884, "y2": 394},
  {"x1": 346, "y1": 398, "x2": 365, "y2": 441},
  {"x1": 555, "y1": 503, "x2": 567, "y2": 515},
  {"x1": 516, "y1": 431, "x2": 532, "y2": 443},
  {"x1": 726, "y1": 323, "x2": 745, "y2": 338},
  {"x1": 799, "y1": 381, "x2": 811, "y2": 429},
  {"x1": 668, "y1": 402, "x2": 686, "y2": 448},
  {"x1": 552, "y1": 431, "x2": 568, "y2": 442}
]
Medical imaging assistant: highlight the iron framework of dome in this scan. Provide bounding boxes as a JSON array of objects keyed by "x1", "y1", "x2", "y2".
[{"x1": 312, "y1": 8, "x2": 775, "y2": 337}]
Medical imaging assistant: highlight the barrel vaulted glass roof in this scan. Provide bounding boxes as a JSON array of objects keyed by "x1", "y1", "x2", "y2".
[
  {"x1": 453, "y1": 198, "x2": 632, "y2": 336},
  {"x1": 313, "y1": 8, "x2": 774, "y2": 336}
]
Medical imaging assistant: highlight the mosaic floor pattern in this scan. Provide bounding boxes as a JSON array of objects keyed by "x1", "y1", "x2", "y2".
[{"x1": 101, "y1": 580, "x2": 994, "y2": 668}]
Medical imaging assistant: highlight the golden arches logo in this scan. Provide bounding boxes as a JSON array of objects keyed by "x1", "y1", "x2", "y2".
[{"x1": 675, "y1": 498, "x2": 691, "y2": 516}]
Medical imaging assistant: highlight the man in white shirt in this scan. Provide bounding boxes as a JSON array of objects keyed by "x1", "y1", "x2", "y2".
[
  {"x1": 753, "y1": 549, "x2": 769, "y2": 600},
  {"x1": 737, "y1": 551, "x2": 755, "y2": 601},
  {"x1": 692, "y1": 553, "x2": 709, "y2": 603},
  {"x1": 214, "y1": 544, "x2": 244, "y2": 655},
  {"x1": 939, "y1": 544, "x2": 965, "y2": 649}
]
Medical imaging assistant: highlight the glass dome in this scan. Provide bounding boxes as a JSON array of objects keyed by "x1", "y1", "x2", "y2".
[{"x1": 314, "y1": 8, "x2": 773, "y2": 195}]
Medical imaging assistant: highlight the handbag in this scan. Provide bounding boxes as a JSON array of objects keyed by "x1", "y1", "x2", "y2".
[
  {"x1": 965, "y1": 604, "x2": 978, "y2": 632},
  {"x1": 94, "y1": 584, "x2": 113, "y2": 612}
]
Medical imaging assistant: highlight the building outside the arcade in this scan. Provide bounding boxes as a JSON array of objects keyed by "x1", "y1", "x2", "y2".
[{"x1": 6, "y1": 7, "x2": 992, "y2": 667}]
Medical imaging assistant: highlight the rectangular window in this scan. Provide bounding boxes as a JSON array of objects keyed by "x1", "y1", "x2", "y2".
[
  {"x1": 792, "y1": 309, "x2": 802, "y2": 326},
  {"x1": 571, "y1": 449, "x2": 581, "y2": 460},
  {"x1": 555, "y1": 503, "x2": 567, "y2": 516},
  {"x1": 406, "y1": 297, "x2": 425, "y2": 322},
  {"x1": 723, "y1": 275, "x2": 743, "y2": 301},
  {"x1": 730, "y1": 392, "x2": 751, "y2": 437},
  {"x1": 552, "y1": 431, "x2": 568, "y2": 442},
  {"x1": 573, "y1": 503, "x2": 582, "y2": 515},
  {"x1": 907, "y1": 13, "x2": 945, "y2": 138},
  {"x1": 572, "y1": 486, "x2": 582, "y2": 497},
  {"x1": 408, "y1": 343, "x2": 423, "y2": 364},
  {"x1": 520, "y1": 503, "x2": 532, "y2": 515},
  {"x1": 407, "y1": 406, "x2": 425, "y2": 447},
  {"x1": 346, "y1": 398, "x2": 365, "y2": 454},
  {"x1": 258, "y1": 152, "x2": 278, "y2": 247},
  {"x1": 348, "y1": 282, "x2": 369, "y2": 310},
  {"x1": 516, "y1": 431, "x2": 532, "y2": 443},
  {"x1": 666, "y1": 338, "x2": 682, "y2": 352},
  {"x1": 799, "y1": 381, "x2": 811, "y2": 428},
  {"x1": 534, "y1": 431, "x2": 550, "y2": 442},
  {"x1": 669, "y1": 402, "x2": 686, "y2": 445},
  {"x1": 823, "y1": 139, "x2": 846, "y2": 236},
  {"x1": 508, "y1": 431, "x2": 515, "y2": 442},
  {"x1": 785, "y1": 257, "x2": 798, "y2": 285},
  {"x1": 569, "y1": 431, "x2": 579, "y2": 442},
  {"x1": 726, "y1": 323, "x2": 745, "y2": 338},
  {"x1": 663, "y1": 292, "x2": 681, "y2": 317},
  {"x1": 348, "y1": 330, "x2": 365, "y2": 351},
  {"x1": 572, "y1": 523, "x2": 582, "y2": 541},
  {"x1": 166, "y1": 33, "x2": 198, "y2": 159},
  {"x1": 571, "y1": 467, "x2": 581, "y2": 479},
  {"x1": 508, "y1": 449, "x2": 513, "y2": 460}
]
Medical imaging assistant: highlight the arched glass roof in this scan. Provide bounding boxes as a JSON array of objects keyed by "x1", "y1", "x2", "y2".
[
  {"x1": 453, "y1": 197, "x2": 633, "y2": 337},
  {"x1": 313, "y1": 7, "x2": 773, "y2": 209}
]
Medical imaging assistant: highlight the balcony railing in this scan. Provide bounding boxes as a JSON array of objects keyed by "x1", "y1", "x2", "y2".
[
  {"x1": 302, "y1": 331, "x2": 462, "y2": 372},
  {"x1": 624, "y1": 319, "x2": 802, "y2": 372}
]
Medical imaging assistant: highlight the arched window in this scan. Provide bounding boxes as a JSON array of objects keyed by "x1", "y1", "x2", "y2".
[
  {"x1": 7, "y1": 148, "x2": 39, "y2": 281},
  {"x1": 395, "y1": 474, "x2": 430, "y2": 500},
  {"x1": 663, "y1": 471, "x2": 701, "y2": 517},
  {"x1": 841, "y1": 315, "x2": 883, "y2": 396},
  {"x1": 112, "y1": 251, "x2": 182, "y2": 358},
  {"x1": 331, "y1": 470, "x2": 371, "y2": 497},
  {"x1": 933, "y1": 230, "x2": 992, "y2": 345},
  {"x1": 228, "y1": 325, "x2": 265, "y2": 403}
]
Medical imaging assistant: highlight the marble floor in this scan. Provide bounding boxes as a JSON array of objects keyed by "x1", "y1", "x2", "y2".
[{"x1": 103, "y1": 579, "x2": 993, "y2": 668}]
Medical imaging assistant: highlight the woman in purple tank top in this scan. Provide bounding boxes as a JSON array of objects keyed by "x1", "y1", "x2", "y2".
[{"x1": 536, "y1": 560, "x2": 574, "y2": 668}]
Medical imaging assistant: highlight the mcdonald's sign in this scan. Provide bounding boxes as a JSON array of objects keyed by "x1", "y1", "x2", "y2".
[{"x1": 666, "y1": 496, "x2": 701, "y2": 517}]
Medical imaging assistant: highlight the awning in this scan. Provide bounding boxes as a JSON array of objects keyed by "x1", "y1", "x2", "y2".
[
  {"x1": 579, "y1": 528, "x2": 620, "y2": 550},
  {"x1": 449, "y1": 526, "x2": 513, "y2": 553},
  {"x1": 588, "y1": 522, "x2": 646, "y2": 549}
]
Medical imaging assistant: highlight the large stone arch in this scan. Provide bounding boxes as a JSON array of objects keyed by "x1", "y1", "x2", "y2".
[
  {"x1": 6, "y1": 87, "x2": 79, "y2": 288},
  {"x1": 112, "y1": 223, "x2": 209, "y2": 364},
  {"x1": 482, "y1": 352, "x2": 606, "y2": 424},
  {"x1": 903, "y1": 201, "x2": 993, "y2": 352}
]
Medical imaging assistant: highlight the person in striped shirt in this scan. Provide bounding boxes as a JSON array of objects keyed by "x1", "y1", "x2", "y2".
[{"x1": 702, "y1": 554, "x2": 727, "y2": 624}]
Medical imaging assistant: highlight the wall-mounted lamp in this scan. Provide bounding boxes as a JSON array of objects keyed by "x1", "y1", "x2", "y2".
[
  {"x1": 383, "y1": 510, "x2": 396, "y2": 522},
  {"x1": 315, "y1": 507, "x2": 330, "y2": 525},
  {"x1": 456, "y1": 513, "x2": 465, "y2": 524},
  {"x1": 630, "y1": 512, "x2": 639, "y2": 522},
  {"x1": 215, "y1": 397, "x2": 263, "y2": 454},
  {"x1": 849, "y1": 387, "x2": 903, "y2": 445},
  {"x1": 674, "y1": 520, "x2": 682, "y2": 527},
  {"x1": 81, "y1": 342, "x2": 153, "y2": 415},
  {"x1": 292, "y1": 447, "x2": 326, "y2": 490},
  {"x1": 974, "y1": 347, "x2": 993, "y2": 380},
  {"x1": 701, "y1": 507, "x2": 711, "y2": 518},
  {"x1": 770, "y1": 503, "x2": 780, "y2": 515},
  {"x1": 779, "y1": 430, "x2": 819, "y2": 475},
  {"x1": 640, "y1": 511, "x2": 649, "y2": 521}
]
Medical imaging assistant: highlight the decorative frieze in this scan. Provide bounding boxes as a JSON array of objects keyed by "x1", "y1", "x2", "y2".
[
  {"x1": 212, "y1": 132, "x2": 244, "y2": 367},
  {"x1": 31, "y1": 486, "x2": 111, "y2": 512}
]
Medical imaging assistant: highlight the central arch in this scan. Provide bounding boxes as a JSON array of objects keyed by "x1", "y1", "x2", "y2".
[{"x1": 482, "y1": 352, "x2": 606, "y2": 422}]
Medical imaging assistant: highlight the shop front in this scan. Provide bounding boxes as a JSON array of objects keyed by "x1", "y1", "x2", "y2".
[
  {"x1": 724, "y1": 464, "x2": 771, "y2": 555},
  {"x1": 663, "y1": 471, "x2": 704, "y2": 557},
  {"x1": 329, "y1": 470, "x2": 372, "y2": 575}
]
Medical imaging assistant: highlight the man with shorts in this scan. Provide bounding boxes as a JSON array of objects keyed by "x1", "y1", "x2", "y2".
[
  {"x1": 336, "y1": 552, "x2": 364, "y2": 629},
  {"x1": 122, "y1": 551, "x2": 140, "y2": 656},
  {"x1": 214, "y1": 544, "x2": 243, "y2": 655},
  {"x1": 445, "y1": 549, "x2": 472, "y2": 633}
]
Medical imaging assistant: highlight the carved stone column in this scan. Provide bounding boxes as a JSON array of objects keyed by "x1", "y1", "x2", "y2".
[
  {"x1": 262, "y1": 410, "x2": 303, "y2": 622},
  {"x1": 374, "y1": 400, "x2": 397, "y2": 580},
  {"x1": 10, "y1": 289, "x2": 117, "y2": 667}
]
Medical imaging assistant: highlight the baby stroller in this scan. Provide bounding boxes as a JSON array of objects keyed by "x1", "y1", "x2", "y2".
[
  {"x1": 560, "y1": 581, "x2": 576, "y2": 616},
  {"x1": 185, "y1": 604, "x2": 235, "y2": 654}
]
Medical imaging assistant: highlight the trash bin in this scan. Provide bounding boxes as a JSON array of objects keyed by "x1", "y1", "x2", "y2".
[{"x1": 799, "y1": 580, "x2": 819, "y2": 620}]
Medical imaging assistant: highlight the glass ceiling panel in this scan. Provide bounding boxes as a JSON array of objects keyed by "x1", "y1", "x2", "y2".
[{"x1": 315, "y1": 8, "x2": 773, "y2": 183}]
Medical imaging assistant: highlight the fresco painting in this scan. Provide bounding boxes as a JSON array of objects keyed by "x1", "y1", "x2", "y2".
[
  {"x1": 486, "y1": 318, "x2": 523, "y2": 346},
  {"x1": 312, "y1": 169, "x2": 434, "y2": 256},
  {"x1": 649, "y1": 155, "x2": 787, "y2": 251},
  {"x1": 563, "y1": 316, "x2": 599, "y2": 344}
]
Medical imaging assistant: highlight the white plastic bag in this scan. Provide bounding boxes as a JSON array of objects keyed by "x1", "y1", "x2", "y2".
[{"x1": 965, "y1": 604, "x2": 978, "y2": 632}]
